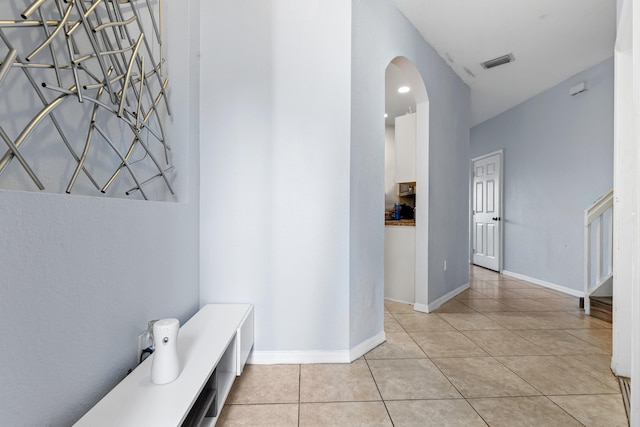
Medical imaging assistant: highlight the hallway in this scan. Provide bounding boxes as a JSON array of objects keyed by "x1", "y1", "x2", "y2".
[{"x1": 217, "y1": 266, "x2": 626, "y2": 426}]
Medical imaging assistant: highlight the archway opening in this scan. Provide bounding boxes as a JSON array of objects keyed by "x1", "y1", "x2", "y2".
[{"x1": 383, "y1": 56, "x2": 430, "y2": 312}]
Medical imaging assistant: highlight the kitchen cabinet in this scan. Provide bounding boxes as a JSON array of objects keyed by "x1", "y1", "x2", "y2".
[
  {"x1": 394, "y1": 112, "x2": 416, "y2": 183},
  {"x1": 384, "y1": 225, "x2": 415, "y2": 304}
]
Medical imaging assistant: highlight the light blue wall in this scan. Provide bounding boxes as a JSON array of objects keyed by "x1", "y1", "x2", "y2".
[
  {"x1": 199, "y1": 0, "x2": 352, "y2": 355},
  {"x1": 350, "y1": 0, "x2": 470, "y2": 344},
  {"x1": 470, "y1": 57, "x2": 614, "y2": 292},
  {"x1": 0, "y1": 1, "x2": 471, "y2": 423},
  {"x1": 0, "y1": 2, "x2": 201, "y2": 426},
  {"x1": 200, "y1": 0, "x2": 471, "y2": 356}
]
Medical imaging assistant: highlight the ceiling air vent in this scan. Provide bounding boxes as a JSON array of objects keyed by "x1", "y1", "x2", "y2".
[{"x1": 481, "y1": 53, "x2": 515, "y2": 70}]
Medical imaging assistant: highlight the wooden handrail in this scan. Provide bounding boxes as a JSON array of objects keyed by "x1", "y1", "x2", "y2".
[{"x1": 585, "y1": 188, "x2": 614, "y2": 225}]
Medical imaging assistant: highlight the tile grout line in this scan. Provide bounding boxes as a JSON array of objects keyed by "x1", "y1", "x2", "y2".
[
  {"x1": 363, "y1": 352, "x2": 396, "y2": 426},
  {"x1": 464, "y1": 272, "x2": 563, "y2": 420},
  {"x1": 223, "y1": 267, "x2": 620, "y2": 425},
  {"x1": 467, "y1": 282, "x2": 616, "y2": 398},
  {"x1": 297, "y1": 364, "x2": 301, "y2": 427},
  {"x1": 543, "y1": 396, "x2": 589, "y2": 426},
  {"x1": 385, "y1": 268, "x2": 620, "y2": 425},
  {"x1": 472, "y1": 269, "x2": 620, "y2": 416}
]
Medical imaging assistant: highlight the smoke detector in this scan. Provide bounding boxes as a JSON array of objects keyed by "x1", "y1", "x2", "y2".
[{"x1": 481, "y1": 53, "x2": 515, "y2": 70}]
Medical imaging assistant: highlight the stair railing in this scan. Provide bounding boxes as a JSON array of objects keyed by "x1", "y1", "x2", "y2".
[{"x1": 584, "y1": 189, "x2": 614, "y2": 315}]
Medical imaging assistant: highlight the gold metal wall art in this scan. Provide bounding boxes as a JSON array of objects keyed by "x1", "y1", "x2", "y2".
[{"x1": 0, "y1": 0, "x2": 173, "y2": 200}]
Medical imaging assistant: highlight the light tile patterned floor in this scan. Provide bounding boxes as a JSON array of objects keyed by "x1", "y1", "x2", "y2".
[{"x1": 217, "y1": 266, "x2": 627, "y2": 426}]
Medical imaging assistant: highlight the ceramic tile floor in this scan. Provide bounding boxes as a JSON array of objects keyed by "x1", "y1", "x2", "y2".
[{"x1": 217, "y1": 266, "x2": 628, "y2": 426}]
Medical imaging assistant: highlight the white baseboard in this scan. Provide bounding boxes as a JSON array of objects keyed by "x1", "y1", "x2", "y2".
[
  {"x1": 350, "y1": 331, "x2": 386, "y2": 361},
  {"x1": 384, "y1": 297, "x2": 414, "y2": 305},
  {"x1": 248, "y1": 350, "x2": 351, "y2": 365},
  {"x1": 427, "y1": 282, "x2": 470, "y2": 312},
  {"x1": 247, "y1": 331, "x2": 386, "y2": 365},
  {"x1": 413, "y1": 303, "x2": 429, "y2": 313},
  {"x1": 412, "y1": 283, "x2": 470, "y2": 313},
  {"x1": 502, "y1": 270, "x2": 584, "y2": 298}
]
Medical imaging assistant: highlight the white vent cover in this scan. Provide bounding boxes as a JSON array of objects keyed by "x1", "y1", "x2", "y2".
[
  {"x1": 569, "y1": 81, "x2": 587, "y2": 96},
  {"x1": 481, "y1": 53, "x2": 515, "y2": 69}
]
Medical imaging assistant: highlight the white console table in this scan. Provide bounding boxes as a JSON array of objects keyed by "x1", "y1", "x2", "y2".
[{"x1": 74, "y1": 304, "x2": 254, "y2": 427}]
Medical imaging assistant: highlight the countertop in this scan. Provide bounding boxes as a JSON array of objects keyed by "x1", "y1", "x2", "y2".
[{"x1": 385, "y1": 219, "x2": 415, "y2": 226}]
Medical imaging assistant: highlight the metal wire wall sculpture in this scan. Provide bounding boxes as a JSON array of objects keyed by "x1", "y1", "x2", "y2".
[{"x1": 0, "y1": 0, "x2": 173, "y2": 200}]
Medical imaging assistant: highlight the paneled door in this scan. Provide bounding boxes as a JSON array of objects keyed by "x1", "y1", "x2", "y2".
[{"x1": 472, "y1": 151, "x2": 502, "y2": 271}]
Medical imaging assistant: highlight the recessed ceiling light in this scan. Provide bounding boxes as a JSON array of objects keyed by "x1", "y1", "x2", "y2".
[
  {"x1": 384, "y1": 113, "x2": 388, "y2": 118},
  {"x1": 397, "y1": 86, "x2": 411, "y2": 94}
]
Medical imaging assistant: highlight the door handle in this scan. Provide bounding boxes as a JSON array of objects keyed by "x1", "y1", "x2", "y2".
[{"x1": 492, "y1": 217, "x2": 501, "y2": 221}]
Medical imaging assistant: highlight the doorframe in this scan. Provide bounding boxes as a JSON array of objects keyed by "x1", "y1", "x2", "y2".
[{"x1": 470, "y1": 149, "x2": 504, "y2": 273}]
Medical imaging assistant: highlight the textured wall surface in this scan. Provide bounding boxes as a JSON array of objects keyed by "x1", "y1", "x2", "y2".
[
  {"x1": 200, "y1": 0, "x2": 471, "y2": 359},
  {"x1": 200, "y1": 0, "x2": 352, "y2": 355},
  {"x1": 0, "y1": 1, "x2": 201, "y2": 426},
  {"x1": 471, "y1": 57, "x2": 614, "y2": 292},
  {"x1": 351, "y1": 0, "x2": 470, "y2": 335}
]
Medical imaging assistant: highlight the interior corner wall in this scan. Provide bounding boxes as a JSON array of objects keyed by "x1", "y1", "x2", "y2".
[
  {"x1": 350, "y1": 0, "x2": 470, "y2": 347},
  {"x1": 470, "y1": 57, "x2": 614, "y2": 293},
  {"x1": 0, "y1": 1, "x2": 201, "y2": 426},
  {"x1": 199, "y1": 0, "x2": 352, "y2": 357}
]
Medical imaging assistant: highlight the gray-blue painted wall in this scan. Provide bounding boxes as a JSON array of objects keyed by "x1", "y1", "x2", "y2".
[
  {"x1": 0, "y1": 2, "x2": 201, "y2": 426},
  {"x1": 351, "y1": 0, "x2": 470, "y2": 341},
  {"x1": 470, "y1": 57, "x2": 614, "y2": 292}
]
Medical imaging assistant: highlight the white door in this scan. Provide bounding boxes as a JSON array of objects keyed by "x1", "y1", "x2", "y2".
[{"x1": 472, "y1": 152, "x2": 502, "y2": 271}]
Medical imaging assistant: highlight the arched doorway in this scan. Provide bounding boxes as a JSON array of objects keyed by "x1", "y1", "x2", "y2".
[{"x1": 383, "y1": 56, "x2": 430, "y2": 312}]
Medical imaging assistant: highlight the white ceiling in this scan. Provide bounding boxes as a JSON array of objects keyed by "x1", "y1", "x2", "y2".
[
  {"x1": 385, "y1": 62, "x2": 417, "y2": 126},
  {"x1": 388, "y1": 0, "x2": 617, "y2": 126}
]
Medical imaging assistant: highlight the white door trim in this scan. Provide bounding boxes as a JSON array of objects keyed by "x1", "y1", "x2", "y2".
[{"x1": 470, "y1": 149, "x2": 504, "y2": 272}]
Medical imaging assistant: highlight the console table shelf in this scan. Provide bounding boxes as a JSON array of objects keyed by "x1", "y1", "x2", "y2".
[{"x1": 74, "y1": 304, "x2": 254, "y2": 427}]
